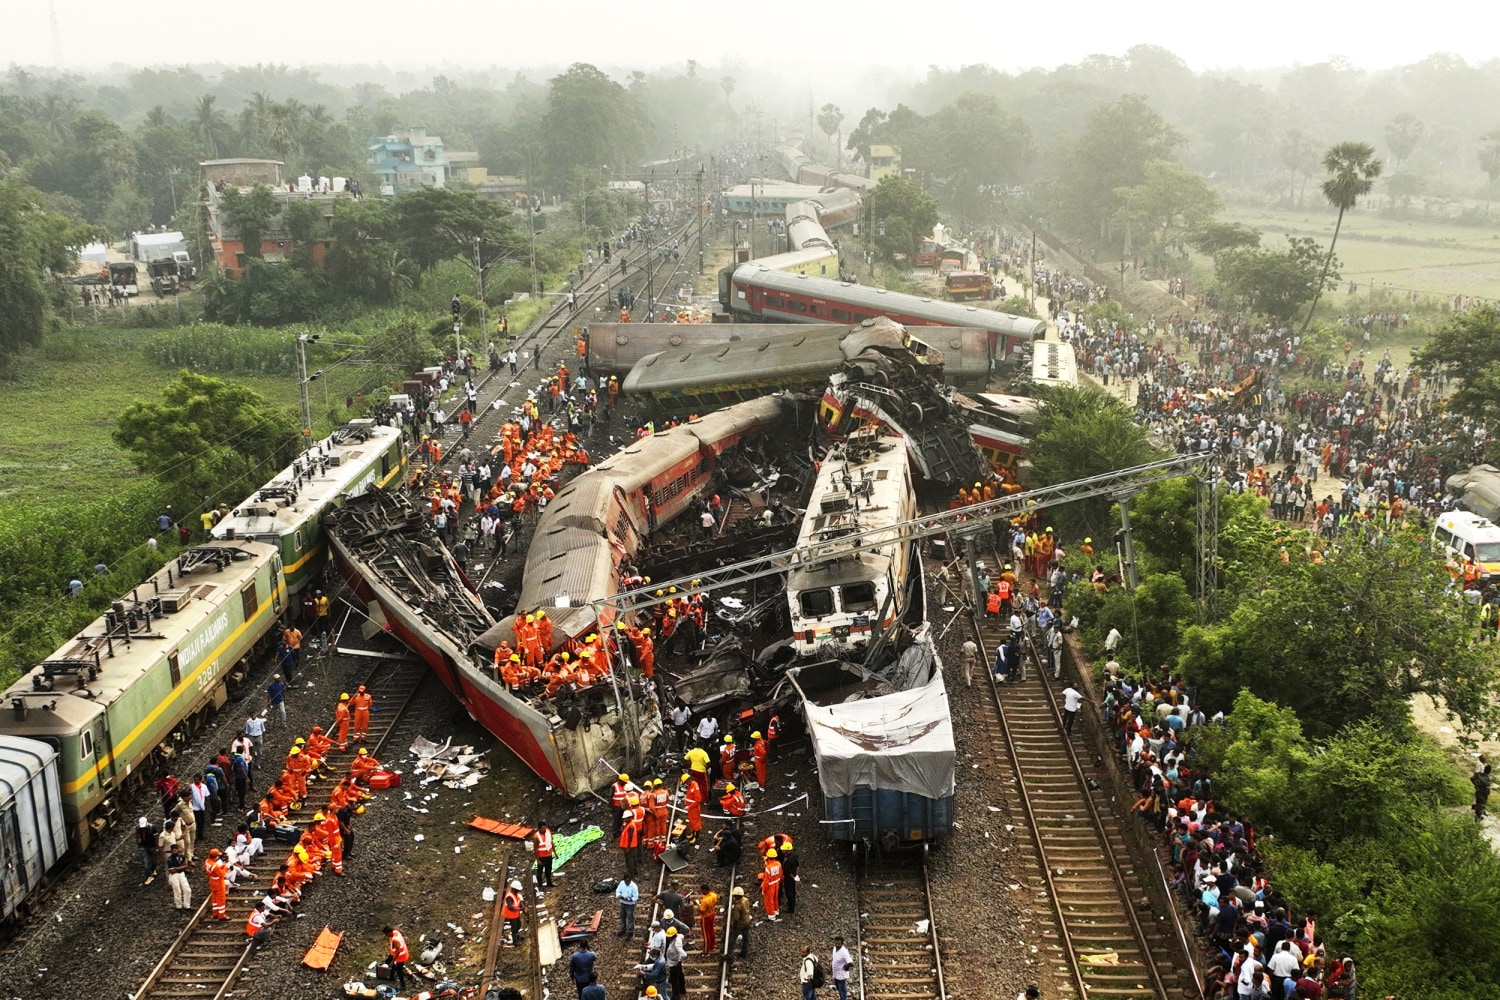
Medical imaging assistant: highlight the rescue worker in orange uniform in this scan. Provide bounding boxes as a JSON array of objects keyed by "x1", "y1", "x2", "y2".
[
  {"x1": 634, "y1": 627, "x2": 655, "y2": 679},
  {"x1": 205, "y1": 848, "x2": 230, "y2": 919},
  {"x1": 766, "y1": 714, "x2": 782, "y2": 759},
  {"x1": 751, "y1": 731, "x2": 768, "y2": 790},
  {"x1": 315, "y1": 811, "x2": 345, "y2": 875},
  {"x1": 349, "y1": 747, "x2": 381, "y2": 781},
  {"x1": 758, "y1": 848, "x2": 783, "y2": 920},
  {"x1": 647, "y1": 779, "x2": 671, "y2": 859},
  {"x1": 333, "y1": 693, "x2": 352, "y2": 750},
  {"x1": 719, "y1": 782, "x2": 746, "y2": 819},
  {"x1": 501, "y1": 879, "x2": 525, "y2": 945},
  {"x1": 680, "y1": 772, "x2": 703, "y2": 844},
  {"x1": 285, "y1": 746, "x2": 310, "y2": 801},
  {"x1": 351, "y1": 685, "x2": 373, "y2": 740},
  {"x1": 610, "y1": 773, "x2": 638, "y2": 839},
  {"x1": 535, "y1": 609, "x2": 554, "y2": 653},
  {"x1": 305, "y1": 726, "x2": 332, "y2": 764},
  {"x1": 532, "y1": 820, "x2": 555, "y2": 888},
  {"x1": 619, "y1": 794, "x2": 645, "y2": 877},
  {"x1": 720, "y1": 735, "x2": 738, "y2": 782}
]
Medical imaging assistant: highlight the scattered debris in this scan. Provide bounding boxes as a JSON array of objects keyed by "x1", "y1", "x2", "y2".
[{"x1": 409, "y1": 735, "x2": 491, "y2": 789}]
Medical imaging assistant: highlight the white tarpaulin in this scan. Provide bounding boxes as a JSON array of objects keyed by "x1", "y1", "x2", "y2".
[{"x1": 803, "y1": 669, "x2": 955, "y2": 800}]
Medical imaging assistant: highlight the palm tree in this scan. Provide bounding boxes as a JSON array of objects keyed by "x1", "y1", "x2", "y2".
[
  {"x1": 144, "y1": 105, "x2": 170, "y2": 130},
  {"x1": 1299, "y1": 141, "x2": 1382, "y2": 336},
  {"x1": 1479, "y1": 129, "x2": 1500, "y2": 213},
  {"x1": 191, "y1": 94, "x2": 230, "y2": 158}
]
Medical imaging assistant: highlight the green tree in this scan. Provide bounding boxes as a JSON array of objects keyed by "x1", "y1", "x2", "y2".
[
  {"x1": 1052, "y1": 94, "x2": 1180, "y2": 236},
  {"x1": 1278, "y1": 127, "x2": 1321, "y2": 207},
  {"x1": 1178, "y1": 528, "x2": 1500, "y2": 738},
  {"x1": 390, "y1": 186, "x2": 518, "y2": 279},
  {"x1": 1478, "y1": 128, "x2": 1500, "y2": 210},
  {"x1": 218, "y1": 183, "x2": 278, "y2": 262},
  {"x1": 1027, "y1": 385, "x2": 1162, "y2": 536},
  {"x1": 865, "y1": 174, "x2": 938, "y2": 261},
  {"x1": 26, "y1": 110, "x2": 144, "y2": 232},
  {"x1": 1112, "y1": 158, "x2": 1221, "y2": 265},
  {"x1": 1217, "y1": 236, "x2": 1336, "y2": 324},
  {"x1": 113, "y1": 371, "x2": 299, "y2": 497},
  {"x1": 1299, "y1": 141, "x2": 1382, "y2": 335},
  {"x1": 926, "y1": 93, "x2": 1033, "y2": 219},
  {"x1": 0, "y1": 180, "x2": 98, "y2": 366},
  {"x1": 816, "y1": 103, "x2": 844, "y2": 166},
  {"x1": 1187, "y1": 220, "x2": 1260, "y2": 262},
  {"x1": 541, "y1": 64, "x2": 648, "y2": 185},
  {"x1": 1383, "y1": 112, "x2": 1424, "y2": 171},
  {"x1": 191, "y1": 94, "x2": 232, "y2": 159},
  {"x1": 1413, "y1": 305, "x2": 1500, "y2": 429}
]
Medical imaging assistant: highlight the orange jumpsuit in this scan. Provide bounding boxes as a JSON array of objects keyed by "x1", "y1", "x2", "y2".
[
  {"x1": 350, "y1": 754, "x2": 381, "y2": 780},
  {"x1": 206, "y1": 857, "x2": 230, "y2": 918},
  {"x1": 634, "y1": 632, "x2": 655, "y2": 678},
  {"x1": 720, "y1": 788, "x2": 746, "y2": 817},
  {"x1": 333, "y1": 702, "x2": 351, "y2": 749},
  {"x1": 317, "y1": 814, "x2": 345, "y2": 875},
  {"x1": 285, "y1": 753, "x2": 310, "y2": 800},
  {"x1": 351, "y1": 691, "x2": 373, "y2": 739},
  {"x1": 682, "y1": 780, "x2": 703, "y2": 840},
  {"x1": 753, "y1": 738, "x2": 768, "y2": 789},
  {"x1": 647, "y1": 786, "x2": 670, "y2": 858},
  {"x1": 759, "y1": 858, "x2": 782, "y2": 918},
  {"x1": 720, "y1": 743, "x2": 738, "y2": 782}
]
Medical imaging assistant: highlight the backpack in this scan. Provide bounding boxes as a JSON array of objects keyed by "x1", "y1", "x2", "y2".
[{"x1": 810, "y1": 958, "x2": 825, "y2": 989}]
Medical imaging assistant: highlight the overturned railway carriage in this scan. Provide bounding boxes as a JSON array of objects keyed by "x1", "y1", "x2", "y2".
[
  {"x1": 720, "y1": 264, "x2": 1044, "y2": 367},
  {"x1": 211, "y1": 420, "x2": 406, "y2": 595},
  {"x1": 587, "y1": 324, "x2": 846, "y2": 375},
  {"x1": 621, "y1": 319, "x2": 968, "y2": 410},
  {"x1": 0, "y1": 541, "x2": 283, "y2": 849},
  {"x1": 1031, "y1": 338, "x2": 1079, "y2": 391},
  {"x1": 496, "y1": 395, "x2": 801, "y2": 646}
]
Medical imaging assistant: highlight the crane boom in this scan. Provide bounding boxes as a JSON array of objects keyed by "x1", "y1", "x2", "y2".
[{"x1": 594, "y1": 452, "x2": 1219, "y2": 618}]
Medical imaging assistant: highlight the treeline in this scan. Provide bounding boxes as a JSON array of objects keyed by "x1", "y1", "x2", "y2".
[{"x1": 1035, "y1": 384, "x2": 1500, "y2": 998}]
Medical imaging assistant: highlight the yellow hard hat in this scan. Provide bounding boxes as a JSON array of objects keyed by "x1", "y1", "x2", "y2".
[
  {"x1": 357, "y1": 748, "x2": 368, "y2": 756},
  {"x1": 752, "y1": 731, "x2": 762, "y2": 739},
  {"x1": 619, "y1": 773, "x2": 630, "y2": 782},
  {"x1": 974, "y1": 482, "x2": 982, "y2": 489},
  {"x1": 766, "y1": 848, "x2": 778, "y2": 858},
  {"x1": 691, "y1": 579, "x2": 700, "y2": 587},
  {"x1": 294, "y1": 737, "x2": 305, "y2": 745},
  {"x1": 724, "y1": 735, "x2": 733, "y2": 743},
  {"x1": 655, "y1": 589, "x2": 665, "y2": 597},
  {"x1": 680, "y1": 773, "x2": 690, "y2": 783},
  {"x1": 666, "y1": 926, "x2": 678, "y2": 937},
  {"x1": 1085, "y1": 537, "x2": 1093, "y2": 544},
  {"x1": 668, "y1": 586, "x2": 678, "y2": 594},
  {"x1": 561, "y1": 652, "x2": 571, "y2": 662},
  {"x1": 340, "y1": 693, "x2": 350, "y2": 701},
  {"x1": 724, "y1": 783, "x2": 736, "y2": 792},
  {"x1": 628, "y1": 794, "x2": 640, "y2": 805},
  {"x1": 526, "y1": 613, "x2": 535, "y2": 622},
  {"x1": 641, "y1": 628, "x2": 651, "y2": 636},
  {"x1": 536, "y1": 610, "x2": 547, "y2": 619},
  {"x1": 510, "y1": 654, "x2": 521, "y2": 662},
  {"x1": 646, "y1": 988, "x2": 659, "y2": 997},
  {"x1": 289, "y1": 747, "x2": 301, "y2": 755},
  {"x1": 314, "y1": 812, "x2": 326, "y2": 821}
]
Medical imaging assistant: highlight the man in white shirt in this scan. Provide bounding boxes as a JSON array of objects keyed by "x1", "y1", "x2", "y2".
[
  {"x1": 243, "y1": 712, "x2": 267, "y2": 754},
  {"x1": 830, "y1": 936, "x2": 852, "y2": 1000},
  {"x1": 1104, "y1": 626, "x2": 1122, "y2": 654},
  {"x1": 1061, "y1": 685, "x2": 1084, "y2": 734},
  {"x1": 695, "y1": 714, "x2": 720, "y2": 749}
]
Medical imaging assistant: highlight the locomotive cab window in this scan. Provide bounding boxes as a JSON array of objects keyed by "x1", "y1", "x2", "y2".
[
  {"x1": 241, "y1": 584, "x2": 259, "y2": 619},
  {"x1": 799, "y1": 589, "x2": 834, "y2": 619},
  {"x1": 841, "y1": 583, "x2": 877, "y2": 613},
  {"x1": 169, "y1": 653, "x2": 181, "y2": 688},
  {"x1": 80, "y1": 730, "x2": 93, "y2": 760}
]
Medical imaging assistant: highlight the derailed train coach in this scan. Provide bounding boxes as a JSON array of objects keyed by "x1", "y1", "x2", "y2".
[{"x1": 0, "y1": 737, "x2": 67, "y2": 921}]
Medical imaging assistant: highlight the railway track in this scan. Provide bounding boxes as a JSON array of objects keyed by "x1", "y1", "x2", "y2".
[
  {"x1": 970, "y1": 552, "x2": 1182, "y2": 1000},
  {"x1": 131, "y1": 655, "x2": 429, "y2": 1000},
  {"x1": 855, "y1": 858, "x2": 945, "y2": 1000}
]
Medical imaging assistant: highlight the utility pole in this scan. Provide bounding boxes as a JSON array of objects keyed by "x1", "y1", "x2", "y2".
[
  {"x1": 473, "y1": 236, "x2": 486, "y2": 353},
  {"x1": 294, "y1": 333, "x2": 322, "y2": 454},
  {"x1": 696, "y1": 166, "x2": 705, "y2": 273},
  {"x1": 1029, "y1": 230, "x2": 1037, "y2": 304}
]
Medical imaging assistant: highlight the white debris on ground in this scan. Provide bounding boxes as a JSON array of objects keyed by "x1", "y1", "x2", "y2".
[{"x1": 409, "y1": 734, "x2": 491, "y2": 789}]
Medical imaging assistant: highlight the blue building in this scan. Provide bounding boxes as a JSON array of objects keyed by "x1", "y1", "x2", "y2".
[{"x1": 368, "y1": 127, "x2": 450, "y2": 195}]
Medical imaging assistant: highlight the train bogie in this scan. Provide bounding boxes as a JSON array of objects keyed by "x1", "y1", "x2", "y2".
[{"x1": 0, "y1": 737, "x2": 67, "y2": 921}]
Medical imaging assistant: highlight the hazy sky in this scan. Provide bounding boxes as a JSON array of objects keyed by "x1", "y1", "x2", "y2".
[{"x1": 5, "y1": 0, "x2": 1495, "y2": 76}]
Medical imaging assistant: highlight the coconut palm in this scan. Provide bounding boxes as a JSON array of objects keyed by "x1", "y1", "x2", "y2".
[
  {"x1": 1299, "y1": 141, "x2": 1382, "y2": 335},
  {"x1": 191, "y1": 94, "x2": 230, "y2": 158}
]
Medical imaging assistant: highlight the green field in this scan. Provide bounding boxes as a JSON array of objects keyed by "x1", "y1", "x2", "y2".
[
  {"x1": 1223, "y1": 205, "x2": 1500, "y2": 302},
  {"x1": 0, "y1": 330, "x2": 314, "y2": 507}
]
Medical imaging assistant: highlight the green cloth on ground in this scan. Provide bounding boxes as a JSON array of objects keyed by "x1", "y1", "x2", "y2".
[{"x1": 535, "y1": 825, "x2": 603, "y2": 872}]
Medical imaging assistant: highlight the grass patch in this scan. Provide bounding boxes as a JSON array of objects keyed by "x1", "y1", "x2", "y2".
[{"x1": 1221, "y1": 204, "x2": 1500, "y2": 301}]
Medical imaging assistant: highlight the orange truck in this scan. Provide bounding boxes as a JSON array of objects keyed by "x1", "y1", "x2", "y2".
[{"x1": 944, "y1": 270, "x2": 997, "y2": 301}]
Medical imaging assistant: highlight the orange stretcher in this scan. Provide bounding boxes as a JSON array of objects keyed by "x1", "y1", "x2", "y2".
[
  {"x1": 467, "y1": 816, "x2": 535, "y2": 840},
  {"x1": 302, "y1": 926, "x2": 344, "y2": 969}
]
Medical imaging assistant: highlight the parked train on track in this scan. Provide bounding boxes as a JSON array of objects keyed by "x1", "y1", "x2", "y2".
[{"x1": 0, "y1": 420, "x2": 407, "y2": 919}]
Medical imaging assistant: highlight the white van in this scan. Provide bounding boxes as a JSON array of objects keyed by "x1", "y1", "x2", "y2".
[{"x1": 1432, "y1": 510, "x2": 1500, "y2": 583}]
